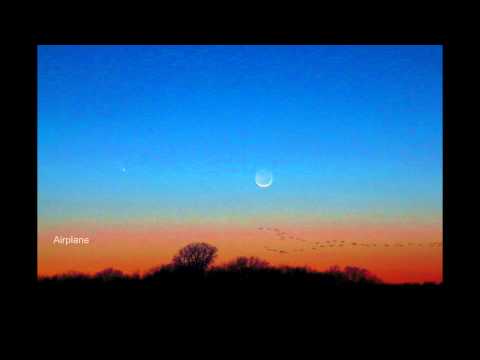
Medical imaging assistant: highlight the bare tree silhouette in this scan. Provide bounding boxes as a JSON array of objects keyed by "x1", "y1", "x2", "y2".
[{"x1": 172, "y1": 242, "x2": 218, "y2": 272}]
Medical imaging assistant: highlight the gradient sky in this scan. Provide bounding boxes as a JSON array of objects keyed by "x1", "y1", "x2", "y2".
[{"x1": 38, "y1": 45, "x2": 442, "y2": 283}]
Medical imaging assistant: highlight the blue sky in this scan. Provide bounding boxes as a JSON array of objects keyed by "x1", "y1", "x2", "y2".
[{"x1": 38, "y1": 45, "x2": 442, "y2": 224}]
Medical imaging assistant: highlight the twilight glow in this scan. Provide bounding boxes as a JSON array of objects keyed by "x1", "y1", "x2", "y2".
[{"x1": 38, "y1": 45, "x2": 442, "y2": 283}]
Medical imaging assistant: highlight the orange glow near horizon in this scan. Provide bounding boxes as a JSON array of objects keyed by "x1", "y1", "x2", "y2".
[{"x1": 38, "y1": 219, "x2": 442, "y2": 284}]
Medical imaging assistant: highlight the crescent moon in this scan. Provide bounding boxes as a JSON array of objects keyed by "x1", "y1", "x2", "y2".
[{"x1": 255, "y1": 170, "x2": 273, "y2": 188}]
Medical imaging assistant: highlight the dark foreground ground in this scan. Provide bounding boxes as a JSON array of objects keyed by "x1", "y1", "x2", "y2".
[
  {"x1": 37, "y1": 266, "x2": 443, "y2": 301},
  {"x1": 33, "y1": 267, "x2": 448, "y2": 328}
]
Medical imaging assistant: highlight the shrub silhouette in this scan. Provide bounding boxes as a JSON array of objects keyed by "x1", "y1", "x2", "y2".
[
  {"x1": 172, "y1": 242, "x2": 218, "y2": 272},
  {"x1": 222, "y1": 256, "x2": 271, "y2": 272},
  {"x1": 326, "y1": 265, "x2": 383, "y2": 284},
  {"x1": 95, "y1": 268, "x2": 125, "y2": 280},
  {"x1": 55, "y1": 271, "x2": 91, "y2": 281},
  {"x1": 343, "y1": 266, "x2": 383, "y2": 284}
]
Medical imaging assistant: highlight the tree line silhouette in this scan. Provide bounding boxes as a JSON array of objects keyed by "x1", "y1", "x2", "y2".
[{"x1": 37, "y1": 242, "x2": 441, "y2": 291}]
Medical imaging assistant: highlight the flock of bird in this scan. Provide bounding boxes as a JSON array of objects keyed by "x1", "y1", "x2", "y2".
[{"x1": 257, "y1": 226, "x2": 442, "y2": 255}]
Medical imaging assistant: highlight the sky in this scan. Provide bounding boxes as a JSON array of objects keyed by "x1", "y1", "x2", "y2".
[{"x1": 38, "y1": 45, "x2": 443, "y2": 283}]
